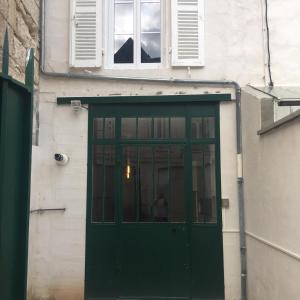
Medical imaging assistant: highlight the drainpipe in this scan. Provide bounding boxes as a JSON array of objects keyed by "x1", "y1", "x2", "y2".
[{"x1": 39, "y1": 0, "x2": 247, "y2": 298}]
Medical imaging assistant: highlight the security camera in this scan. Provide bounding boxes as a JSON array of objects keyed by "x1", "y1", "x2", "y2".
[{"x1": 54, "y1": 153, "x2": 69, "y2": 166}]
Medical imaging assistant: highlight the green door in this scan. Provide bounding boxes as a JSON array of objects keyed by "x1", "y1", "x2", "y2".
[{"x1": 85, "y1": 102, "x2": 224, "y2": 300}]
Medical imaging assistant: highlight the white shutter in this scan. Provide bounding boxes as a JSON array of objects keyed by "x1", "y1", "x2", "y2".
[
  {"x1": 70, "y1": 0, "x2": 101, "y2": 68},
  {"x1": 171, "y1": 0, "x2": 204, "y2": 67}
]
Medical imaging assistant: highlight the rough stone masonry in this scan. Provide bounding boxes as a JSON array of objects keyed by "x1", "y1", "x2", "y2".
[{"x1": 0, "y1": 0, "x2": 39, "y2": 84}]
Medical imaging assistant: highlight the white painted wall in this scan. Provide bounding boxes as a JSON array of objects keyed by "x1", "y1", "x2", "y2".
[
  {"x1": 28, "y1": 0, "x2": 300, "y2": 299},
  {"x1": 242, "y1": 88, "x2": 300, "y2": 300}
]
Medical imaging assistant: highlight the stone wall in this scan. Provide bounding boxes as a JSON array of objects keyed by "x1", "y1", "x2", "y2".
[{"x1": 0, "y1": 0, "x2": 39, "y2": 84}]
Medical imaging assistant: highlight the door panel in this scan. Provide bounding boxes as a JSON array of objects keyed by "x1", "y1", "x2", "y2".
[{"x1": 85, "y1": 103, "x2": 224, "y2": 300}]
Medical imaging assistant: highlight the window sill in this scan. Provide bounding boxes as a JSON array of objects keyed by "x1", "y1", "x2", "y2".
[{"x1": 257, "y1": 109, "x2": 300, "y2": 135}]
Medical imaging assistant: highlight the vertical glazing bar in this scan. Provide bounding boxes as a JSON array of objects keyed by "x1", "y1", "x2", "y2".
[
  {"x1": 167, "y1": 146, "x2": 171, "y2": 222},
  {"x1": 202, "y1": 148, "x2": 206, "y2": 223},
  {"x1": 102, "y1": 146, "x2": 106, "y2": 222},
  {"x1": 151, "y1": 146, "x2": 155, "y2": 221},
  {"x1": 136, "y1": 146, "x2": 140, "y2": 222}
]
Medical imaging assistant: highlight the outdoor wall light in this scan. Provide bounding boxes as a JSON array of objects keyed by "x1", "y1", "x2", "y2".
[{"x1": 71, "y1": 100, "x2": 82, "y2": 112}]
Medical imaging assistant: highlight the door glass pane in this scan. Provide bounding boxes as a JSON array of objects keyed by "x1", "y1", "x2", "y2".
[
  {"x1": 123, "y1": 146, "x2": 138, "y2": 222},
  {"x1": 122, "y1": 118, "x2": 137, "y2": 139},
  {"x1": 169, "y1": 146, "x2": 185, "y2": 222},
  {"x1": 170, "y1": 117, "x2": 185, "y2": 139},
  {"x1": 92, "y1": 146, "x2": 116, "y2": 222},
  {"x1": 139, "y1": 147, "x2": 153, "y2": 221},
  {"x1": 192, "y1": 117, "x2": 215, "y2": 139},
  {"x1": 94, "y1": 118, "x2": 115, "y2": 139},
  {"x1": 153, "y1": 146, "x2": 169, "y2": 222},
  {"x1": 154, "y1": 118, "x2": 169, "y2": 139},
  {"x1": 192, "y1": 145, "x2": 217, "y2": 223},
  {"x1": 138, "y1": 118, "x2": 152, "y2": 139},
  {"x1": 94, "y1": 118, "x2": 104, "y2": 139},
  {"x1": 104, "y1": 118, "x2": 115, "y2": 139}
]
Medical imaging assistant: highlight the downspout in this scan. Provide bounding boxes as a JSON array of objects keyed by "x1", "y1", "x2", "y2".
[{"x1": 39, "y1": 0, "x2": 246, "y2": 298}]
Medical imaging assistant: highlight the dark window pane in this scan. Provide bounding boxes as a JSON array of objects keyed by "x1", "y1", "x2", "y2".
[
  {"x1": 123, "y1": 147, "x2": 138, "y2": 222},
  {"x1": 114, "y1": 35, "x2": 134, "y2": 63},
  {"x1": 94, "y1": 118, "x2": 104, "y2": 139},
  {"x1": 139, "y1": 147, "x2": 154, "y2": 222},
  {"x1": 141, "y1": 33, "x2": 161, "y2": 63},
  {"x1": 92, "y1": 146, "x2": 116, "y2": 223},
  {"x1": 154, "y1": 117, "x2": 169, "y2": 139},
  {"x1": 104, "y1": 118, "x2": 115, "y2": 139},
  {"x1": 192, "y1": 145, "x2": 217, "y2": 223},
  {"x1": 170, "y1": 117, "x2": 185, "y2": 138},
  {"x1": 138, "y1": 118, "x2": 152, "y2": 139},
  {"x1": 122, "y1": 117, "x2": 136, "y2": 139},
  {"x1": 153, "y1": 146, "x2": 169, "y2": 222},
  {"x1": 192, "y1": 117, "x2": 215, "y2": 139},
  {"x1": 169, "y1": 146, "x2": 185, "y2": 222}
]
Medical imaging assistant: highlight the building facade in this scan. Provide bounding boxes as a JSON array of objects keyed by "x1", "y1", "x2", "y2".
[{"x1": 26, "y1": 0, "x2": 300, "y2": 300}]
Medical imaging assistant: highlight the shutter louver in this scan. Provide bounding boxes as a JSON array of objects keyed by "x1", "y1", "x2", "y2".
[
  {"x1": 171, "y1": 0, "x2": 204, "y2": 66},
  {"x1": 70, "y1": 0, "x2": 101, "y2": 68}
]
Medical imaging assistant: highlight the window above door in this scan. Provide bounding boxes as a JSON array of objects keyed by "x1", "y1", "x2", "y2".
[{"x1": 70, "y1": 0, "x2": 205, "y2": 69}]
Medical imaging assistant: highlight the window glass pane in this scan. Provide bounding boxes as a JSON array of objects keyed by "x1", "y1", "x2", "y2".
[
  {"x1": 138, "y1": 118, "x2": 152, "y2": 139},
  {"x1": 141, "y1": 3, "x2": 161, "y2": 32},
  {"x1": 114, "y1": 3, "x2": 134, "y2": 34},
  {"x1": 92, "y1": 146, "x2": 116, "y2": 222},
  {"x1": 122, "y1": 117, "x2": 136, "y2": 139},
  {"x1": 114, "y1": 35, "x2": 134, "y2": 63},
  {"x1": 139, "y1": 147, "x2": 154, "y2": 222},
  {"x1": 141, "y1": 33, "x2": 161, "y2": 63},
  {"x1": 192, "y1": 145, "x2": 217, "y2": 223},
  {"x1": 153, "y1": 146, "x2": 169, "y2": 222},
  {"x1": 104, "y1": 118, "x2": 115, "y2": 139},
  {"x1": 169, "y1": 146, "x2": 185, "y2": 222},
  {"x1": 154, "y1": 117, "x2": 169, "y2": 139},
  {"x1": 123, "y1": 147, "x2": 138, "y2": 222},
  {"x1": 94, "y1": 118, "x2": 104, "y2": 139},
  {"x1": 170, "y1": 117, "x2": 185, "y2": 138},
  {"x1": 192, "y1": 117, "x2": 215, "y2": 139}
]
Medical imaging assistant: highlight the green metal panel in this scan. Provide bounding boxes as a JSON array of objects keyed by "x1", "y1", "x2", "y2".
[
  {"x1": 0, "y1": 31, "x2": 34, "y2": 300},
  {"x1": 85, "y1": 101, "x2": 224, "y2": 300}
]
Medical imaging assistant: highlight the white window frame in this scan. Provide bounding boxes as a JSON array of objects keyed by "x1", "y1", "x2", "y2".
[{"x1": 104, "y1": 0, "x2": 164, "y2": 70}]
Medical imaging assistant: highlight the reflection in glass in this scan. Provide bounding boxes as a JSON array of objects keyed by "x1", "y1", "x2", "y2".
[
  {"x1": 192, "y1": 145, "x2": 217, "y2": 223},
  {"x1": 169, "y1": 147, "x2": 185, "y2": 222},
  {"x1": 114, "y1": 3, "x2": 134, "y2": 34},
  {"x1": 139, "y1": 147, "x2": 153, "y2": 221},
  {"x1": 192, "y1": 117, "x2": 215, "y2": 139},
  {"x1": 122, "y1": 118, "x2": 136, "y2": 138},
  {"x1": 141, "y1": 33, "x2": 161, "y2": 63},
  {"x1": 154, "y1": 118, "x2": 169, "y2": 139},
  {"x1": 170, "y1": 117, "x2": 185, "y2": 139},
  {"x1": 105, "y1": 118, "x2": 115, "y2": 139},
  {"x1": 114, "y1": 36, "x2": 134, "y2": 63},
  {"x1": 138, "y1": 118, "x2": 152, "y2": 139},
  {"x1": 153, "y1": 146, "x2": 169, "y2": 222},
  {"x1": 92, "y1": 146, "x2": 115, "y2": 222},
  {"x1": 94, "y1": 118, "x2": 104, "y2": 139},
  {"x1": 123, "y1": 147, "x2": 138, "y2": 222},
  {"x1": 141, "y1": 3, "x2": 161, "y2": 32}
]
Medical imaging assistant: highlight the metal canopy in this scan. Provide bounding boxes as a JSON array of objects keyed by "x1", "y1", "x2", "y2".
[{"x1": 249, "y1": 85, "x2": 300, "y2": 106}]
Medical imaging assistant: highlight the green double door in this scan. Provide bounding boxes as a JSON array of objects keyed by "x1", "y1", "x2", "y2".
[{"x1": 85, "y1": 102, "x2": 224, "y2": 300}]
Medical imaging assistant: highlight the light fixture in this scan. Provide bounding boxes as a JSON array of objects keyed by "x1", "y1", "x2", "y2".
[
  {"x1": 126, "y1": 161, "x2": 131, "y2": 180},
  {"x1": 71, "y1": 100, "x2": 82, "y2": 112}
]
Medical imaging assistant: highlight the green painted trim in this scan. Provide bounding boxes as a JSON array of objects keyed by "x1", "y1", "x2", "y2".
[
  {"x1": 57, "y1": 94, "x2": 231, "y2": 105},
  {"x1": 2, "y1": 30, "x2": 9, "y2": 75},
  {"x1": 0, "y1": 74, "x2": 31, "y2": 93}
]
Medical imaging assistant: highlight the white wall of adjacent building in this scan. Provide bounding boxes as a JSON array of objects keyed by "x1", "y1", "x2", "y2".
[{"x1": 27, "y1": 0, "x2": 300, "y2": 299}]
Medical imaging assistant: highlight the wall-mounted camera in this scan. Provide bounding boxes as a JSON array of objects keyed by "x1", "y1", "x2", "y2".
[{"x1": 54, "y1": 153, "x2": 69, "y2": 166}]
